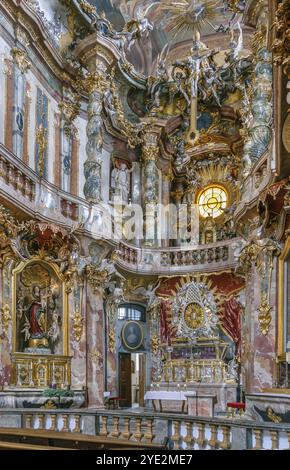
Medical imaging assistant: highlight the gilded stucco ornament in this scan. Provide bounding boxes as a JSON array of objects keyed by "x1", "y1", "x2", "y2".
[
  {"x1": 272, "y1": 0, "x2": 290, "y2": 78},
  {"x1": 73, "y1": 307, "x2": 83, "y2": 342},
  {"x1": 105, "y1": 69, "x2": 145, "y2": 148},
  {"x1": 79, "y1": 0, "x2": 97, "y2": 16},
  {"x1": 1, "y1": 304, "x2": 11, "y2": 338},
  {"x1": 172, "y1": 280, "x2": 219, "y2": 340},
  {"x1": 89, "y1": 349, "x2": 103, "y2": 370},
  {"x1": 11, "y1": 48, "x2": 31, "y2": 74},
  {"x1": 257, "y1": 293, "x2": 272, "y2": 336},
  {"x1": 35, "y1": 124, "x2": 48, "y2": 178},
  {"x1": 151, "y1": 334, "x2": 160, "y2": 356},
  {"x1": 238, "y1": 209, "x2": 281, "y2": 336},
  {"x1": 59, "y1": 88, "x2": 81, "y2": 138}
]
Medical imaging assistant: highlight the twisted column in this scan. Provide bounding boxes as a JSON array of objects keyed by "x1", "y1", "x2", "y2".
[
  {"x1": 74, "y1": 35, "x2": 119, "y2": 204},
  {"x1": 142, "y1": 128, "x2": 160, "y2": 246},
  {"x1": 242, "y1": 27, "x2": 273, "y2": 175},
  {"x1": 83, "y1": 69, "x2": 107, "y2": 203}
]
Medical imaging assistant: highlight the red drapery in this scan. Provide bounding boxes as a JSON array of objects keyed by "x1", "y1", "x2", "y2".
[
  {"x1": 160, "y1": 300, "x2": 173, "y2": 345},
  {"x1": 219, "y1": 297, "x2": 242, "y2": 357}
]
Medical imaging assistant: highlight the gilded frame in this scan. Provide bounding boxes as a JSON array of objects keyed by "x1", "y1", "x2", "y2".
[
  {"x1": 278, "y1": 236, "x2": 290, "y2": 359},
  {"x1": 121, "y1": 320, "x2": 144, "y2": 351},
  {"x1": 12, "y1": 258, "x2": 69, "y2": 356}
]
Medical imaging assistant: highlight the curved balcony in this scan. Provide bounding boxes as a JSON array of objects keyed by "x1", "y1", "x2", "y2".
[
  {"x1": 0, "y1": 143, "x2": 242, "y2": 274},
  {"x1": 116, "y1": 238, "x2": 242, "y2": 275}
]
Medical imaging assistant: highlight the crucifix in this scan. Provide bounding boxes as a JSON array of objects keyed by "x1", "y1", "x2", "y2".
[{"x1": 186, "y1": 31, "x2": 211, "y2": 145}]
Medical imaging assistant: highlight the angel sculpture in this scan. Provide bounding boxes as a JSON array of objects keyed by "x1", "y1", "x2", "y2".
[
  {"x1": 21, "y1": 316, "x2": 31, "y2": 343},
  {"x1": 198, "y1": 51, "x2": 222, "y2": 106},
  {"x1": 147, "y1": 44, "x2": 169, "y2": 113},
  {"x1": 47, "y1": 312, "x2": 60, "y2": 344},
  {"x1": 132, "y1": 280, "x2": 161, "y2": 311},
  {"x1": 113, "y1": 9, "x2": 154, "y2": 54},
  {"x1": 226, "y1": 357, "x2": 239, "y2": 382},
  {"x1": 225, "y1": 21, "x2": 243, "y2": 64},
  {"x1": 106, "y1": 280, "x2": 125, "y2": 307}
]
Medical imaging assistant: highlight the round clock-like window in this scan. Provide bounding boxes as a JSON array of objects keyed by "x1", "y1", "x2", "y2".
[
  {"x1": 184, "y1": 302, "x2": 205, "y2": 329},
  {"x1": 121, "y1": 321, "x2": 144, "y2": 350},
  {"x1": 197, "y1": 185, "x2": 228, "y2": 219}
]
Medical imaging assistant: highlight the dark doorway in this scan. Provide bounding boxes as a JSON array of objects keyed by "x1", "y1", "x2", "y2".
[{"x1": 119, "y1": 353, "x2": 132, "y2": 407}]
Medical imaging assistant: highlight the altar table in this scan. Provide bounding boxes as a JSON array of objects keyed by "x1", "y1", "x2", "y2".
[{"x1": 144, "y1": 391, "x2": 196, "y2": 413}]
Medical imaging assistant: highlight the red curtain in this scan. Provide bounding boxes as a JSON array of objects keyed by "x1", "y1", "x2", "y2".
[
  {"x1": 160, "y1": 300, "x2": 174, "y2": 344},
  {"x1": 219, "y1": 297, "x2": 242, "y2": 357}
]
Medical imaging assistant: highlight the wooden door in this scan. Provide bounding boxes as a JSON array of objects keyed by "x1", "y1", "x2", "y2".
[
  {"x1": 119, "y1": 353, "x2": 132, "y2": 407},
  {"x1": 139, "y1": 354, "x2": 146, "y2": 407}
]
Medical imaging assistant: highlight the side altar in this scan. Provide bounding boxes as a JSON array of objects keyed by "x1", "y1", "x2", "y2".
[{"x1": 0, "y1": 219, "x2": 88, "y2": 408}]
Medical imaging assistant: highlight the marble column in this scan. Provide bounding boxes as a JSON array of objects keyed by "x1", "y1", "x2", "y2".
[
  {"x1": 11, "y1": 48, "x2": 30, "y2": 159},
  {"x1": 161, "y1": 173, "x2": 173, "y2": 248},
  {"x1": 61, "y1": 118, "x2": 72, "y2": 192},
  {"x1": 83, "y1": 70, "x2": 106, "y2": 204},
  {"x1": 142, "y1": 127, "x2": 160, "y2": 246},
  {"x1": 86, "y1": 278, "x2": 105, "y2": 408},
  {"x1": 242, "y1": 29, "x2": 273, "y2": 174},
  {"x1": 75, "y1": 35, "x2": 119, "y2": 204},
  {"x1": 242, "y1": 249, "x2": 277, "y2": 393}
]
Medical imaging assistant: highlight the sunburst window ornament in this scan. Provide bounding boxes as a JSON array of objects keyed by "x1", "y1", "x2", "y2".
[{"x1": 198, "y1": 184, "x2": 228, "y2": 218}]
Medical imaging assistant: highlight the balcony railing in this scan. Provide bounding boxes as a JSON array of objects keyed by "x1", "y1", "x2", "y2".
[
  {"x1": 0, "y1": 408, "x2": 289, "y2": 450},
  {"x1": 116, "y1": 238, "x2": 241, "y2": 274},
  {"x1": 0, "y1": 143, "x2": 242, "y2": 273}
]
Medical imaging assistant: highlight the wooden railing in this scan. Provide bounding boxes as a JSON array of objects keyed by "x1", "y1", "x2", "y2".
[{"x1": 1, "y1": 409, "x2": 290, "y2": 450}]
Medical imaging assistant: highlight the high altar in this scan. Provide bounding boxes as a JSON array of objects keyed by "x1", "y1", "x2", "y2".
[{"x1": 150, "y1": 279, "x2": 237, "y2": 413}]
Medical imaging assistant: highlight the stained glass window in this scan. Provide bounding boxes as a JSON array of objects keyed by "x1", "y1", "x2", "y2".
[{"x1": 198, "y1": 185, "x2": 228, "y2": 219}]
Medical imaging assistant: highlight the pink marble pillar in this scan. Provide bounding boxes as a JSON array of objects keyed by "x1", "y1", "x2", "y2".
[
  {"x1": 242, "y1": 259, "x2": 277, "y2": 393},
  {"x1": 69, "y1": 287, "x2": 87, "y2": 390},
  {"x1": 106, "y1": 322, "x2": 118, "y2": 395},
  {"x1": 0, "y1": 261, "x2": 13, "y2": 387},
  {"x1": 86, "y1": 281, "x2": 105, "y2": 408}
]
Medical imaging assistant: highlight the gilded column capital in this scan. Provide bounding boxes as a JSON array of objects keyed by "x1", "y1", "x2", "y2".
[
  {"x1": 82, "y1": 69, "x2": 108, "y2": 95},
  {"x1": 86, "y1": 264, "x2": 109, "y2": 293},
  {"x1": 142, "y1": 145, "x2": 159, "y2": 162}
]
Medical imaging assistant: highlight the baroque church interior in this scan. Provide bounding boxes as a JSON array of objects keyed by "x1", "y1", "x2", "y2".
[{"x1": 0, "y1": 0, "x2": 289, "y2": 452}]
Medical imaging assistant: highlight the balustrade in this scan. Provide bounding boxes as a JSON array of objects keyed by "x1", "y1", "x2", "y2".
[
  {"x1": 8, "y1": 409, "x2": 290, "y2": 449},
  {"x1": 0, "y1": 154, "x2": 35, "y2": 201},
  {"x1": 116, "y1": 240, "x2": 234, "y2": 273}
]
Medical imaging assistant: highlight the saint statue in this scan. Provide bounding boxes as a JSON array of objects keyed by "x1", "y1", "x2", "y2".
[
  {"x1": 111, "y1": 161, "x2": 135, "y2": 203},
  {"x1": 19, "y1": 284, "x2": 59, "y2": 350},
  {"x1": 26, "y1": 285, "x2": 49, "y2": 349}
]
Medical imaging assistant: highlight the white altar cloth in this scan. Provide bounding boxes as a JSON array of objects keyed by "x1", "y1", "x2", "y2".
[{"x1": 144, "y1": 391, "x2": 195, "y2": 401}]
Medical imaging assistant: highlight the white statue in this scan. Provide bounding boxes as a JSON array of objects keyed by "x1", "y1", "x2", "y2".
[
  {"x1": 132, "y1": 280, "x2": 161, "y2": 310},
  {"x1": 47, "y1": 312, "x2": 60, "y2": 343},
  {"x1": 111, "y1": 162, "x2": 136, "y2": 203}
]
